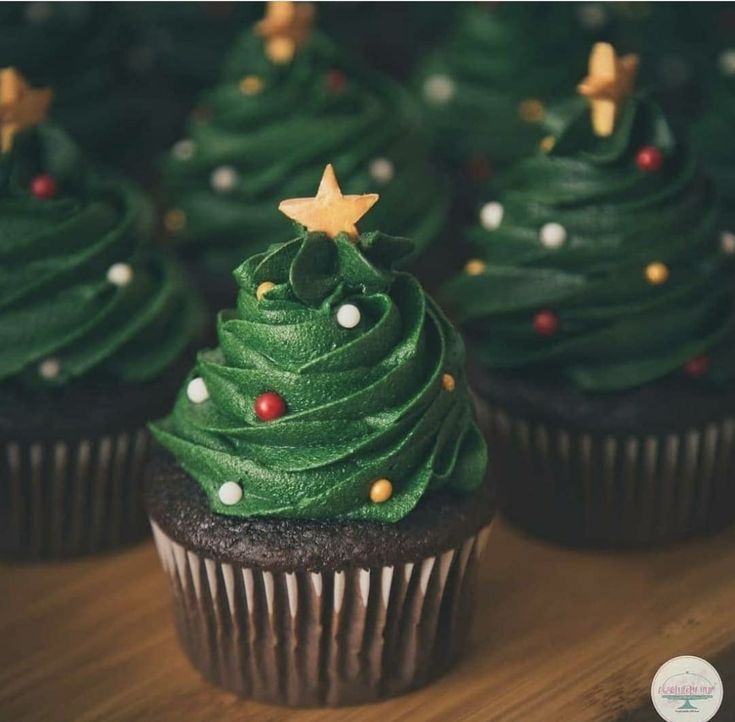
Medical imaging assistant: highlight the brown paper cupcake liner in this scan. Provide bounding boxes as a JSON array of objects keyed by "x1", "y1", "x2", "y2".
[
  {"x1": 0, "y1": 429, "x2": 152, "y2": 559},
  {"x1": 150, "y1": 520, "x2": 492, "y2": 707},
  {"x1": 485, "y1": 401, "x2": 735, "y2": 548}
]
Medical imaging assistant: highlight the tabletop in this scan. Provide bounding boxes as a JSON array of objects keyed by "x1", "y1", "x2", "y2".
[{"x1": 3, "y1": 517, "x2": 735, "y2": 722}]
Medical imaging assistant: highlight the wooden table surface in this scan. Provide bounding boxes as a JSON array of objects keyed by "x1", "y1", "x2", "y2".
[{"x1": 3, "y1": 517, "x2": 735, "y2": 722}]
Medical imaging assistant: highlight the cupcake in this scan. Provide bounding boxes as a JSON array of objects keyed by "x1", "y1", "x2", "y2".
[
  {"x1": 441, "y1": 44, "x2": 735, "y2": 549},
  {"x1": 147, "y1": 165, "x2": 493, "y2": 706},
  {"x1": 0, "y1": 70, "x2": 203, "y2": 559},
  {"x1": 0, "y1": 3, "x2": 157, "y2": 179},
  {"x1": 415, "y1": 3, "x2": 609, "y2": 202},
  {"x1": 161, "y1": 2, "x2": 449, "y2": 311}
]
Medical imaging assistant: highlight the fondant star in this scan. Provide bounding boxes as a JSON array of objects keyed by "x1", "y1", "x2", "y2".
[
  {"x1": 578, "y1": 43, "x2": 639, "y2": 137},
  {"x1": 255, "y1": 1, "x2": 315, "y2": 64},
  {"x1": 0, "y1": 68, "x2": 52, "y2": 152},
  {"x1": 278, "y1": 164, "x2": 379, "y2": 240}
]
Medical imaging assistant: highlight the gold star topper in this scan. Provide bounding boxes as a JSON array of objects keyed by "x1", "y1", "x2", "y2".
[
  {"x1": 279, "y1": 164, "x2": 379, "y2": 240},
  {"x1": 0, "y1": 68, "x2": 52, "y2": 153},
  {"x1": 577, "y1": 43, "x2": 639, "y2": 137},
  {"x1": 255, "y1": 1, "x2": 315, "y2": 64}
]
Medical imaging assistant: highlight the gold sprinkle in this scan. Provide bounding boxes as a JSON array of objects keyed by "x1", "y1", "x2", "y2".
[
  {"x1": 518, "y1": 98, "x2": 545, "y2": 123},
  {"x1": 256, "y1": 281, "x2": 276, "y2": 301},
  {"x1": 645, "y1": 262, "x2": 669, "y2": 285},
  {"x1": 465, "y1": 259, "x2": 487, "y2": 276},
  {"x1": 164, "y1": 209, "x2": 186, "y2": 233},
  {"x1": 266, "y1": 36, "x2": 296, "y2": 64},
  {"x1": 239, "y1": 75, "x2": 264, "y2": 95},
  {"x1": 369, "y1": 479, "x2": 393, "y2": 504},
  {"x1": 540, "y1": 135, "x2": 556, "y2": 153},
  {"x1": 442, "y1": 373, "x2": 456, "y2": 392}
]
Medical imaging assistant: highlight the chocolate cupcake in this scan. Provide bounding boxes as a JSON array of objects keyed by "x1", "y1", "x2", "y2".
[
  {"x1": 0, "y1": 70, "x2": 203, "y2": 559},
  {"x1": 147, "y1": 165, "x2": 493, "y2": 706},
  {"x1": 161, "y1": 2, "x2": 448, "y2": 311},
  {"x1": 441, "y1": 45, "x2": 735, "y2": 549}
]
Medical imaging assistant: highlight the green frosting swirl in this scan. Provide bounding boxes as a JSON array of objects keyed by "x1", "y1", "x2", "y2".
[
  {"x1": 162, "y1": 31, "x2": 447, "y2": 276},
  {"x1": 151, "y1": 230, "x2": 486, "y2": 522},
  {"x1": 0, "y1": 124, "x2": 202, "y2": 387},
  {"x1": 415, "y1": 4, "x2": 600, "y2": 171},
  {"x1": 442, "y1": 95, "x2": 735, "y2": 391}
]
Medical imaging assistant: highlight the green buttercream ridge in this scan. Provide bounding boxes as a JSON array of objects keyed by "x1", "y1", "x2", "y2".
[
  {"x1": 151, "y1": 230, "x2": 487, "y2": 523},
  {"x1": 162, "y1": 30, "x2": 447, "y2": 275},
  {"x1": 442, "y1": 95, "x2": 735, "y2": 391},
  {"x1": 0, "y1": 124, "x2": 202, "y2": 387}
]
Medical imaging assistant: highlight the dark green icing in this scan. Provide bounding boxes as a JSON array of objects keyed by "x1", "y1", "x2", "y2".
[
  {"x1": 442, "y1": 95, "x2": 735, "y2": 392},
  {"x1": 415, "y1": 4, "x2": 604, "y2": 174},
  {"x1": 151, "y1": 230, "x2": 486, "y2": 522},
  {"x1": 0, "y1": 124, "x2": 202, "y2": 387},
  {"x1": 162, "y1": 30, "x2": 447, "y2": 276}
]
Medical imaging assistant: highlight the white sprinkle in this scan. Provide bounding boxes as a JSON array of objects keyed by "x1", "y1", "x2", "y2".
[
  {"x1": 336, "y1": 303, "x2": 361, "y2": 329},
  {"x1": 719, "y1": 49, "x2": 735, "y2": 77},
  {"x1": 218, "y1": 481, "x2": 243, "y2": 506},
  {"x1": 577, "y1": 3, "x2": 608, "y2": 30},
  {"x1": 172, "y1": 139, "x2": 195, "y2": 161},
  {"x1": 540, "y1": 222, "x2": 567, "y2": 249},
  {"x1": 187, "y1": 377, "x2": 209, "y2": 403},
  {"x1": 25, "y1": 2, "x2": 52, "y2": 23},
  {"x1": 210, "y1": 166, "x2": 239, "y2": 192},
  {"x1": 107, "y1": 262, "x2": 134, "y2": 287},
  {"x1": 423, "y1": 74, "x2": 455, "y2": 105},
  {"x1": 479, "y1": 201, "x2": 504, "y2": 231},
  {"x1": 369, "y1": 157, "x2": 394, "y2": 184},
  {"x1": 38, "y1": 357, "x2": 61, "y2": 380},
  {"x1": 721, "y1": 231, "x2": 735, "y2": 255}
]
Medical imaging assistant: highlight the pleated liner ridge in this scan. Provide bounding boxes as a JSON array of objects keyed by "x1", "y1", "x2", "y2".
[
  {"x1": 0, "y1": 429, "x2": 152, "y2": 559},
  {"x1": 151, "y1": 521, "x2": 492, "y2": 707},
  {"x1": 480, "y1": 400, "x2": 735, "y2": 548}
]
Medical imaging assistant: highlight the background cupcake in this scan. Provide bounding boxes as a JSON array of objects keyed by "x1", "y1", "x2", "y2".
[
  {"x1": 147, "y1": 166, "x2": 493, "y2": 706},
  {"x1": 0, "y1": 70, "x2": 202, "y2": 559},
  {"x1": 161, "y1": 2, "x2": 448, "y2": 311},
  {"x1": 441, "y1": 45, "x2": 735, "y2": 548}
]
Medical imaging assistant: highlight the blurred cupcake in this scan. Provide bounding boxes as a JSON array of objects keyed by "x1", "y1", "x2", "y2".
[
  {"x1": 415, "y1": 3, "x2": 610, "y2": 206},
  {"x1": 147, "y1": 165, "x2": 493, "y2": 706},
  {"x1": 0, "y1": 70, "x2": 203, "y2": 559},
  {"x1": 161, "y1": 1, "x2": 448, "y2": 311},
  {"x1": 441, "y1": 45, "x2": 735, "y2": 548}
]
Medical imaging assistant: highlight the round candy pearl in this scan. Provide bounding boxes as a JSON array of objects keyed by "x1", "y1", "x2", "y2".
[
  {"x1": 636, "y1": 146, "x2": 663, "y2": 172},
  {"x1": 30, "y1": 174, "x2": 57, "y2": 200},
  {"x1": 479, "y1": 201, "x2": 503, "y2": 231},
  {"x1": 369, "y1": 157, "x2": 394, "y2": 184},
  {"x1": 38, "y1": 357, "x2": 61, "y2": 380},
  {"x1": 465, "y1": 259, "x2": 487, "y2": 276},
  {"x1": 645, "y1": 262, "x2": 669, "y2": 285},
  {"x1": 423, "y1": 74, "x2": 455, "y2": 104},
  {"x1": 720, "y1": 231, "x2": 735, "y2": 255},
  {"x1": 533, "y1": 310, "x2": 559, "y2": 336},
  {"x1": 719, "y1": 49, "x2": 735, "y2": 76},
  {"x1": 218, "y1": 481, "x2": 243, "y2": 505},
  {"x1": 164, "y1": 209, "x2": 186, "y2": 233},
  {"x1": 211, "y1": 166, "x2": 239, "y2": 193},
  {"x1": 336, "y1": 303, "x2": 361, "y2": 329},
  {"x1": 107, "y1": 262, "x2": 133, "y2": 287},
  {"x1": 187, "y1": 377, "x2": 209, "y2": 404},
  {"x1": 442, "y1": 373, "x2": 456, "y2": 392},
  {"x1": 539, "y1": 222, "x2": 567, "y2": 249},
  {"x1": 255, "y1": 391, "x2": 287, "y2": 421},
  {"x1": 256, "y1": 281, "x2": 276, "y2": 301},
  {"x1": 685, "y1": 355, "x2": 710, "y2": 378},
  {"x1": 369, "y1": 479, "x2": 393, "y2": 504},
  {"x1": 172, "y1": 139, "x2": 195, "y2": 160},
  {"x1": 239, "y1": 75, "x2": 264, "y2": 95}
]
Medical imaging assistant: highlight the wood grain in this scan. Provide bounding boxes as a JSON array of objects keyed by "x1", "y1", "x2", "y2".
[{"x1": 3, "y1": 518, "x2": 735, "y2": 722}]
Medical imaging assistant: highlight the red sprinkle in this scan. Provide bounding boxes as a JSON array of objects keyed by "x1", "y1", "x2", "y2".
[
  {"x1": 466, "y1": 154, "x2": 493, "y2": 182},
  {"x1": 254, "y1": 391, "x2": 287, "y2": 421},
  {"x1": 30, "y1": 174, "x2": 57, "y2": 200},
  {"x1": 533, "y1": 310, "x2": 560, "y2": 336},
  {"x1": 326, "y1": 70, "x2": 346, "y2": 93},
  {"x1": 684, "y1": 355, "x2": 710, "y2": 378},
  {"x1": 636, "y1": 146, "x2": 663, "y2": 173}
]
